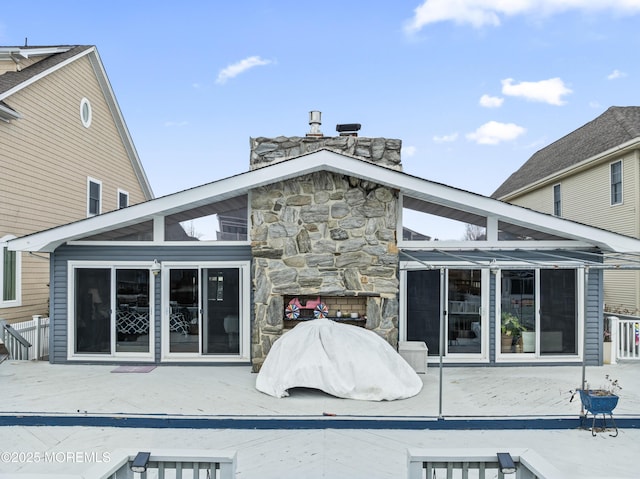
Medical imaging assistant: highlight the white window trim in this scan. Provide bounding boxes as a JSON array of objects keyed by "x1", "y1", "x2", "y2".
[
  {"x1": 610, "y1": 160, "x2": 623, "y2": 206},
  {"x1": 87, "y1": 177, "x2": 102, "y2": 217},
  {"x1": 117, "y1": 188, "x2": 129, "y2": 209},
  {"x1": 66, "y1": 260, "x2": 156, "y2": 362},
  {"x1": 494, "y1": 263, "x2": 584, "y2": 364},
  {"x1": 80, "y1": 97, "x2": 92, "y2": 128},
  {"x1": 160, "y1": 261, "x2": 251, "y2": 363},
  {"x1": 0, "y1": 235, "x2": 22, "y2": 307},
  {"x1": 553, "y1": 183, "x2": 562, "y2": 217}
]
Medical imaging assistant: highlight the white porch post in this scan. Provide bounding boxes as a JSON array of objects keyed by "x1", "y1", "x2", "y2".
[{"x1": 33, "y1": 315, "x2": 41, "y2": 361}]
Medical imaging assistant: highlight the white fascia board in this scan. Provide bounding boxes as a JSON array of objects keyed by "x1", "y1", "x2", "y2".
[
  {"x1": 10, "y1": 149, "x2": 640, "y2": 253},
  {"x1": 88, "y1": 49, "x2": 154, "y2": 200}
]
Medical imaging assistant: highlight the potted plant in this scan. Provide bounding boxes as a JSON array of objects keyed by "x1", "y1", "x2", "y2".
[
  {"x1": 570, "y1": 375, "x2": 621, "y2": 437},
  {"x1": 501, "y1": 313, "x2": 527, "y2": 352}
]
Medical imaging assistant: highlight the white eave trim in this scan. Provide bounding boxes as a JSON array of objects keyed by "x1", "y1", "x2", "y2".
[
  {"x1": 9, "y1": 149, "x2": 640, "y2": 254},
  {"x1": 0, "y1": 46, "x2": 71, "y2": 60},
  {"x1": 87, "y1": 49, "x2": 154, "y2": 200}
]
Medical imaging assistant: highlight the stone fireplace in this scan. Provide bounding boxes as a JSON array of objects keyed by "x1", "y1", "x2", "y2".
[{"x1": 249, "y1": 119, "x2": 403, "y2": 371}]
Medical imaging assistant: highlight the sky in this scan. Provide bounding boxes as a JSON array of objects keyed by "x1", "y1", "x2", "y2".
[{"x1": 2, "y1": 0, "x2": 640, "y2": 239}]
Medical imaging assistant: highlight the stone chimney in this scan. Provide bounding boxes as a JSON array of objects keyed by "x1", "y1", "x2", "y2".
[
  {"x1": 249, "y1": 112, "x2": 402, "y2": 371},
  {"x1": 249, "y1": 111, "x2": 402, "y2": 171}
]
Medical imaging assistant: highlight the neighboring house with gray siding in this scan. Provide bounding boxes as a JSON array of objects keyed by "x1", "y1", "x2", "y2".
[
  {"x1": 9, "y1": 115, "x2": 640, "y2": 368},
  {"x1": 493, "y1": 106, "x2": 640, "y2": 317},
  {"x1": 0, "y1": 45, "x2": 153, "y2": 324}
]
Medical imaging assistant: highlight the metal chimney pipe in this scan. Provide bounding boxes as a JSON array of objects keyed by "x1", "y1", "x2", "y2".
[{"x1": 307, "y1": 111, "x2": 322, "y2": 137}]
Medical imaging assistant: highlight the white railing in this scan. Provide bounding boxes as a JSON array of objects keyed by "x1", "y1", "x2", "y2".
[
  {"x1": 83, "y1": 449, "x2": 237, "y2": 479},
  {"x1": 608, "y1": 316, "x2": 640, "y2": 360},
  {"x1": 407, "y1": 448, "x2": 564, "y2": 479},
  {"x1": 0, "y1": 315, "x2": 49, "y2": 360}
]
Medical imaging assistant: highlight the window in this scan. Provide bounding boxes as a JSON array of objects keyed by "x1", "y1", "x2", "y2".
[
  {"x1": 87, "y1": 178, "x2": 102, "y2": 216},
  {"x1": 499, "y1": 268, "x2": 578, "y2": 357},
  {"x1": 553, "y1": 184, "x2": 562, "y2": 217},
  {"x1": 70, "y1": 263, "x2": 153, "y2": 357},
  {"x1": 167, "y1": 267, "x2": 241, "y2": 355},
  {"x1": 611, "y1": 161, "x2": 622, "y2": 205},
  {"x1": 0, "y1": 235, "x2": 21, "y2": 307},
  {"x1": 118, "y1": 189, "x2": 129, "y2": 209},
  {"x1": 80, "y1": 98, "x2": 92, "y2": 128}
]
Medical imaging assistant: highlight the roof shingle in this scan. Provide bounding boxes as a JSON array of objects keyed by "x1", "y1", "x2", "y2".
[{"x1": 492, "y1": 106, "x2": 640, "y2": 199}]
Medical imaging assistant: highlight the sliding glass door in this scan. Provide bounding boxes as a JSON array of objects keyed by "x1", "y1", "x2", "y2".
[
  {"x1": 405, "y1": 267, "x2": 487, "y2": 359},
  {"x1": 71, "y1": 264, "x2": 152, "y2": 358},
  {"x1": 164, "y1": 264, "x2": 245, "y2": 359},
  {"x1": 499, "y1": 268, "x2": 578, "y2": 357}
]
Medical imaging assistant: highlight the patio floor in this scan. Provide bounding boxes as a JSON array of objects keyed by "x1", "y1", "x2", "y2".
[{"x1": 0, "y1": 360, "x2": 638, "y2": 477}]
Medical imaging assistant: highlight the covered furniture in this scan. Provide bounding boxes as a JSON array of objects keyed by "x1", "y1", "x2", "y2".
[{"x1": 256, "y1": 318, "x2": 423, "y2": 401}]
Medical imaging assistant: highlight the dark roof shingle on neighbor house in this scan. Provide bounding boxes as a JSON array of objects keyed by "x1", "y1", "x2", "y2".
[
  {"x1": 0, "y1": 45, "x2": 93, "y2": 95},
  {"x1": 492, "y1": 106, "x2": 640, "y2": 199}
]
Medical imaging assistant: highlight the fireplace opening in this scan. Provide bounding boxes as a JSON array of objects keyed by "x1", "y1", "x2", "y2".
[{"x1": 283, "y1": 295, "x2": 368, "y2": 329}]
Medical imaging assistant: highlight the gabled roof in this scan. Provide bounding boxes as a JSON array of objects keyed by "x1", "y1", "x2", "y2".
[
  {"x1": 493, "y1": 106, "x2": 640, "y2": 199},
  {"x1": 0, "y1": 45, "x2": 154, "y2": 200},
  {"x1": 10, "y1": 149, "x2": 640, "y2": 254}
]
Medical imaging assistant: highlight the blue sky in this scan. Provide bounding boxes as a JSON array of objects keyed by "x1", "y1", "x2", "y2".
[{"x1": 2, "y1": 1, "x2": 640, "y2": 239}]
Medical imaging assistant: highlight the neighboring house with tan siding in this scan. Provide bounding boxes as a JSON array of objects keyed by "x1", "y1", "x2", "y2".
[
  {"x1": 493, "y1": 106, "x2": 640, "y2": 316},
  {"x1": 0, "y1": 45, "x2": 153, "y2": 324}
]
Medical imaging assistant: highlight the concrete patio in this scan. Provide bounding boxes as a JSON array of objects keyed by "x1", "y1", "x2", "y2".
[{"x1": 0, "y1": 360, "x2": 638, "y2": 477}]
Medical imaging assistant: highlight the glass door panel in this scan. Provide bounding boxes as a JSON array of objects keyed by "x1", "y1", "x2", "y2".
[
  {"x1": 448, "y1": 269, "x2": 482, "y2": 354},
  {"x1": 540, "y1": 269, "x2": 577, "y2": 355},
  {"x1": 75, "y1": 268, "x2": 111, "y2": 354},
  {"x1": 500, "y1": 270, "x2": 536, "y2": 354},
  {"x1": 169, "y1": 269, "x2": 199, "y2": 353},
  {"x1": 406, "y1": 269, "x2": 441, "y2": 356},
  {"x1": 115, "y1": 269, "x2": 150, "y2": 353},
  {"x1": 202, "y1": 268, "x2": 240, "y2": 354}
]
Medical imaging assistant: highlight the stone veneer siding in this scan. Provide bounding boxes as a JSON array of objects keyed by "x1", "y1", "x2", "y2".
[
  {"x1": 250, "y1": 171, "x2": 400, "y2": 371},
  {"x1": 249, "y1": 136, "x2": 402, "y2": 171}
]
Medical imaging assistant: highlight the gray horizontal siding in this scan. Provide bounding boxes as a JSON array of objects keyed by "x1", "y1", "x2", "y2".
[{"x1": 50, "y1": 244, "x2": 252, "y2": 364}]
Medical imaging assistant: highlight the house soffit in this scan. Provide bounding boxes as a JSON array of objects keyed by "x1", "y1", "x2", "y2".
[{"x1": 9, "y1": 149, "x2": 640, "y2": 253}]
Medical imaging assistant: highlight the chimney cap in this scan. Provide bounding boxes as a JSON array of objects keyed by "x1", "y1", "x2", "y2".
[
  {"x1": 336, "y1": 123, "x2": 361, "y2": 133},
  {"x1": 307, "y1": 110, "x2": 322, "y2": 137}
]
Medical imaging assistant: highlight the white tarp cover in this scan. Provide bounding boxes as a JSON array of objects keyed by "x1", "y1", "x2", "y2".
[{"x1": 256, "y1": 318, "x2": 423, "y2": 401}]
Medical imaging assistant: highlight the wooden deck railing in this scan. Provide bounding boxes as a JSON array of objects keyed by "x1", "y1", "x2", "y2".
[
  {"x1": 0, "y1": 315, "x2": 49, "y2": 360},
  {"x1": 608, "y1": 315, "x2": 640, "y2": 361}
]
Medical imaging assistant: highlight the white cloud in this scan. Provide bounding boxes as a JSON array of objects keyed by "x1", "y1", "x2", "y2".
[
  {"x1": 404, "y1": 0, "x2": 640, "y2": 32},
  {"x1": 607, "y1": 69, "x2": 627, "y2": 80},
  {"x1": 501, "y1": 77, "x2": 572, "y2": 105},
  {"x1": 466, "y1": 121, "x2": 525, "y2": 145},
  {"x1": 402, "y1": 145, "x2": 417, "y2": 157},
  {"x1": 589, "y1": 101, "x2": 602, "y2": 109},
  {"x1": 433, "y1": 132, "x2": 459, "y2": 143},
  {"x1": 479, "y1": 94, "x2": 504, "y2": 108},
  {"x1": 216, "y1": 56, "x2": 272, "y2": 84}
]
